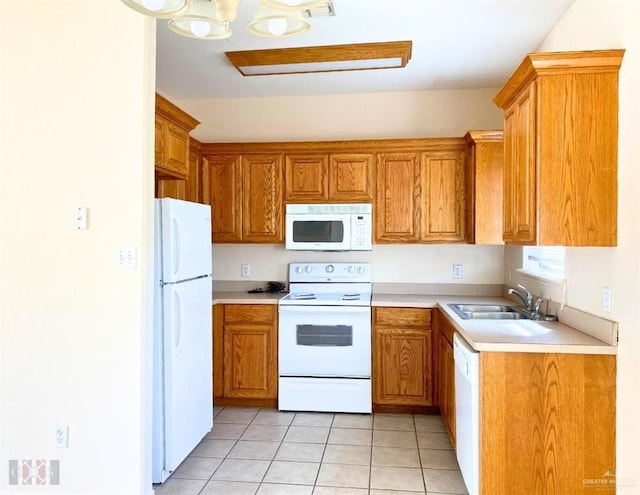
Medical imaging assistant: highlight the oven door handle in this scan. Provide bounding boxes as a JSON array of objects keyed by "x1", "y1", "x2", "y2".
[{"x1": 278, "y1": 305, "x2": 370, "y2": 314}]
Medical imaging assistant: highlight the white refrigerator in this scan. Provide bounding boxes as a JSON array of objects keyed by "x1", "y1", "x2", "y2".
[{"x1": 152, "y1": 198, "x2": 213, "y2": 484}]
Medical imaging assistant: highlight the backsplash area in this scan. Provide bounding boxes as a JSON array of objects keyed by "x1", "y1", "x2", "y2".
[{"x1": 212, "y1": 243, "x2": 504, "y2": 285}]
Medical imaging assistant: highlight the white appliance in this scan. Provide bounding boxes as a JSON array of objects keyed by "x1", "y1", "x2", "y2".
[
  {"x1": 454, "y1": 332, "x2": 480, "y2": 495},
  {"x1": 285, "y1": 204, "x2": 372, "y2": 251},
  {"x1": 278, "y1": 263, "x2": 372, "y2": 413},
  {"x1": 152, "y1": 198, "x2": 213, "y2": 484}
]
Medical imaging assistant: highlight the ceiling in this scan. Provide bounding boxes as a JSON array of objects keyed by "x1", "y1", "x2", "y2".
[{"x1": 155, "y1": 0, "x2": 575, "y2": 100}]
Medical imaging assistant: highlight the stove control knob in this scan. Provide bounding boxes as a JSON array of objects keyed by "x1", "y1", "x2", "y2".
[
  {"x1": 305, "y1": 265, "x2": 313, "y2": 273},
  {"x1": 347, "y1": 265, "x2": 355, "y2": 273},
  {"x1": 326, "y1": 264, "x2": 334, "y2": 273},
  {"x1": 295, "y1": 266, "x2": 303, "y2": 274},
  {"x1": 357, "y1": 266, "x2": 365, "y2": 274}
]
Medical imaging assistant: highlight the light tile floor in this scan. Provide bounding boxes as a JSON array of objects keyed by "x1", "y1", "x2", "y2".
[{"x1": 154, "y1": 407, "x2": 468, "y2": 495}]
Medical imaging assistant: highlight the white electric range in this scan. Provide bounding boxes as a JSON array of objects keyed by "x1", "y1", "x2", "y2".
[{"x1": 278, "y1": 262, "x2": 372, "y2": 414}]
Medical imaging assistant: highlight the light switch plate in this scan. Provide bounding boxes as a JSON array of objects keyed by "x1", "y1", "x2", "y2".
[
  {"x1": 116, "y1": 247, "x2": 137, "y2": 269},
  {"x1": 453, "y1": 264, "x2": 463, "y2": 279}
]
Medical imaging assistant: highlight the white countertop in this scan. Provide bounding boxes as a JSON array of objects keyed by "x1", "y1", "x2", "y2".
[
  {"x1": 212, "y1": 291, "x2": 616, "y2": 355},
  {"x1": 374, "y1": 294, "x2": 616, "y2": 355}
]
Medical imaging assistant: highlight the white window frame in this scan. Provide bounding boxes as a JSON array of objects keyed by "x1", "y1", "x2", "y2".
[{"x1": 520, "y1": 246, "x2": 566, "y2": 282}]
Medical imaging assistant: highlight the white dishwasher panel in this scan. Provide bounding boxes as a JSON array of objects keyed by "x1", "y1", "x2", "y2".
[{"x1": 454, "y1": 332, "x2": 480, "y2": 495}]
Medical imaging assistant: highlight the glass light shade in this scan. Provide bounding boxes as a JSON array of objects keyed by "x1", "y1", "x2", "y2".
[
  {"x1": 260, "y1": 0, "x2": 326, "y2": 10},
  {"x1": 213, "y1": 0, "x2": 240, "y2": 23},
  {"x1": 248, "y1": 7, "x2": 311, "y2": 37},
  {"x1": 121, "y1": 0, "x2": 188, "y2": 18},
  {"x1": 167, "y1": 0, "x2": 231, "y2": 39}
]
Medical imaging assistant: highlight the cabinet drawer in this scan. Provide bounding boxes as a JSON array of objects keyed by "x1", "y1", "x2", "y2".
[
  {"x1": 224, "y1": 304, "x2": 275, "y2": 324},
  {"x1": 374, "y1": 307, "x2": 431, "y2": 328}
]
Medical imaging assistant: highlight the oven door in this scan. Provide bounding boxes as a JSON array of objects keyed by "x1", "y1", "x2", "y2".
[
  {"x1": 278, "y1": 305, "x2": 371, "y2": 377},
  {"x1": 285, "y1": 213, "x2": 352, "y2": 251}
]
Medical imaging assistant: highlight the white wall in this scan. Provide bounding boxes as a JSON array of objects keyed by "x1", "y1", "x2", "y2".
[
  {"x1": 0, "y1": 2, "x2": 154, "y2": 494},
  {"x1": 214, "y1": 244, "x2": 503, "y2": 285},
  {"x1": 175, "y1": 87, "x2": 503, "y2": 142},
  {"x1": 177, "y1": 88, "x2": 505, "y2": 286},
  {"x1": 503, "y1": 0, "x2": 640, "y2": 490}
]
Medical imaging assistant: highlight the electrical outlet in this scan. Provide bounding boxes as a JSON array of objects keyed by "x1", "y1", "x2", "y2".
[
  {"x1": 115, "y1": 247, "x2": 136, "y2": 269},
  {"x1": 241, "y1": 264, "x2": 250, "y2": 277},
  {"x1": 603, "y1": 287, "x2": 612, "y2": 313},
  {"x1": 453, "y1": 264, "x2": 463, "y2": 279},
  {"x1": 54, "y1": 425, "x2": 69, "y2": 448}
]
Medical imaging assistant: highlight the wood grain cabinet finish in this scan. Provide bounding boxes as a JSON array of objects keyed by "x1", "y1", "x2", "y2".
[
  {"x1": 375, "y1": 152, "x2": 421, "y2": 242},
  {"x1": 203, "y1": 153, "x2": 283, "y2": 243},
  {"x1": 284, "y1": 152, "x2": 374, "y2": 202},
  {"x1": 213, "y1": 304, "x2": 278, "y2": 407},
  {"x1": 242, "y1": 154, "x2": 284, "y2": 243},
  {"x1": 373, "y1": 307, "x2": 434, "y2": 410},
  {"x1": 375, "y1": 146, "x2": 466, "y2": 243},
  {"x1": 464, "y1": 130, "x2": 504, "y2": 245},
  {"x1": 435, "y1": 310, "x2": 456, "y2": 448},
  {"x1": 494, "y1": 49, "x2": 624, "y2": 246},
  {"x1": 154, "y1": 94, "x2": 200, "y2": 180},
  {"x1": 480, "y1": 352, "x2": 616, "y2": 495},
  {"x1": 206, "y1": 154, "x2": 243, "y2": 242},
  {"x1": 420, "y1": 151, "x2": 466, "y2": 243},
  {"x1": 156, "y1": 140, "x2": 207, "y2": 203}
]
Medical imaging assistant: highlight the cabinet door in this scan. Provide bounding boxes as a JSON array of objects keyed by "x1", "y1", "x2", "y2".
[
  {"x1": 375, "y1": 152, "x2": 420, "y2": 242},
  {"x1": 223, "y1": 323, "x2": 276, "y2": 399},
  {"x1": 242, "y1": 154, "x2": 284, "y2": 243},
  {"x1": 373, "y1": 308, "x2": 433, "y2": 408},
  {"x1": 156, "y1": 122, "x2": 189, "y2": 179},
  {"x1": 513, "y1": 83, "x2": 536, "y2": 243},
  {"x1": 155, "y1": 115, "x2": 165, "y2": 169},
  {"x1": 206, "y1": 154, "x2": 243, "y2": 242},
  {"x1": 184, "y1": 150, "x2": 201, "y2": 203},
  {"x1": 155, "y1": 179, "x2": 186, "y2": 200},
  {"x1": 502, "y1": 106, "x2": 517, "y2": 241},
  {"x1": 329, "y1": 153, "x2": 374, "y2": 202},
  {"x1": 420, "y1": 151, "x2": 466, "y2": 243},
  {"x1": 439, "y1": 334, "x2": 456, "y2": 447},
  {"x1": 284, "y1": 153, "x2": 329, "y2": 202}
]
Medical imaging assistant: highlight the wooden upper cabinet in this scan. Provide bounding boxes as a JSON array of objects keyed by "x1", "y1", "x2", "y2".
[
  {"x1": 464, "y1": 130, "x2": 504, "y2": 245},
  {"x1": 494, "y1": 49, "x2": 624, "y2": 246},
  {"x1": 154, "y1": 94, "x2": 200, "y2": 180},
  {"x1": 284, "y1": 153, "x2": 329, "y2": 202},
  {"x1": 420, "y1": 151, "x2": 466, "y2": 243},
  {"x1": 375, "y1": 152, "x2": 421, "y2": 242},
  {"x1": 329, "y1": 153, "x2": 374, "y2": 202},
  {"x1": 242, "y1": 154, "x2": 284, "y2": 243},
  {"x1": 206, "y1": 154, "x2": 243, "y2": 242},
  {"x1": 284, "y1": 152, "x2": 373, "y2": 202}
]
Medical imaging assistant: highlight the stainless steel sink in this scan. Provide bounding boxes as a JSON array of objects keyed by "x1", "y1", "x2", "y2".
[
  {"x1": 448, "y1": 303, "x2": 526, "y2": 320},
  {"x1": 452, "y1": 304, "x2": 518, "y2": 313}
]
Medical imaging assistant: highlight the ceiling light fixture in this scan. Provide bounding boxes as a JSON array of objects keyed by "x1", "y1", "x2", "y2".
[
  {"x1": 121, "y1": 0, "x2": 329, "y2": 39},
  {"x1": 247, "y1": 7, "x2": 311, "y2": 38},
  {"x1": 226, "y1": 41, "x2": 413, "y2": 76},
  {"x1": 260, "y1": 0, "x2": 326, "y2": 9},
  {"x1": 167, "y1": 0, "x2": 232, "y2": 39}
]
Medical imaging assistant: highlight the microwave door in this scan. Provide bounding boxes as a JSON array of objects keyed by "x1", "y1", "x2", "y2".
[{"x1": 286, "y1": 214, "x2": 351, "y2": 250}]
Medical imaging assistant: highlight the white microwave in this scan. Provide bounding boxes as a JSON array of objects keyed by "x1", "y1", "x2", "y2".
[{"x1": 285, "y1": 204, "x2": 373, "y2": 251}]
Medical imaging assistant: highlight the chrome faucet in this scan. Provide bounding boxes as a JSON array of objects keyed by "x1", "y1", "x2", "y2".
[
  {"x1": 508, "y1": 284, "x2": 533, "y2": 310},
  {"x1": 508, "y1": 284, "x2": 544, "y2": 318}
]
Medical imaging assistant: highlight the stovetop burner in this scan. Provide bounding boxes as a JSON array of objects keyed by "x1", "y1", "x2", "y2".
[{"x1": 279, "y1": 263, "x2": 372, "y2": 307}]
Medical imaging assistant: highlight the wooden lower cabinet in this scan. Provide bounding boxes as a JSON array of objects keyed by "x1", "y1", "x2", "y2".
[
  {"x1": 373, "y1": 307, "x2": 434, "y2": 411},
  {"x1": 213, "y1": 304, "x2": 278, "y2": 407},
  {"x1": 435, "y1": 310, "x2": 456, "y2": 447},
  {"x1": 480, "y1": 351, "x2": 616, "y2": 495}
]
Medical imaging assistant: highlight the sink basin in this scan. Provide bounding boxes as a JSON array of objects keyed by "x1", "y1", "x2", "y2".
[
  {"x1": 460, "y1": 311, "x2": 524, "y2": 320},
  {"x1": 449, "y1": 303, "x2": 526, "y2": 320},
  {"x1": 452, "y1": 304, "x2": 518, "y2": 313}
]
